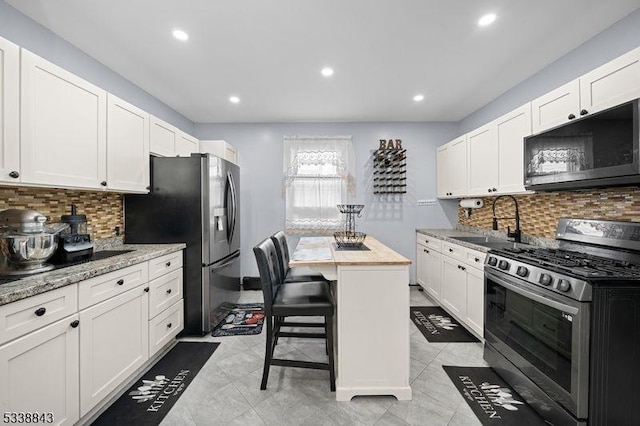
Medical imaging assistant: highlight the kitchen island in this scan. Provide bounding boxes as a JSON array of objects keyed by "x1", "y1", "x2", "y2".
[{"x1": 290, "y1": 236, "x2": 412, "y2": 401}]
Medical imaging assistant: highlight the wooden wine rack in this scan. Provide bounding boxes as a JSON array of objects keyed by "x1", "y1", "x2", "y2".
[{"x1": 373, "y1": 148, "x2": 406, "y2": 194}]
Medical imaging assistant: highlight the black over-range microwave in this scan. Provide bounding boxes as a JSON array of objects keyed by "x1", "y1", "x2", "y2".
[{"x1": 524, "y1": 98, "x2": 640, "y2": 191}]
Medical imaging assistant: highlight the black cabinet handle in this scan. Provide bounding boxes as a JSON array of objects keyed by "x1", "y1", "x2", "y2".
[
  {"x1": 70, "y1": 320, "x2": 80, "y2": 328},
  {"x1": 475, "y1": 257, "x2": 480, "y2": 262},
  {"x1": 144, "y1": 287, "x2": 150, "y2": 293},
  {"x1": 166, "y1": 289, "x2": 172, "y2": 294},
  {"x1": 167, "y1": 322, "x2": 172, "y2": 328},
  {"x1": 580, "y1": 109, "x2": 588, "y2": 116},
  {"x1": 9, "y1": 171, "x2": 19, "y2": 178},
  {"x1": 100, "y1": 181, "x2": 107, "y2": 186},
  {"x1": 492, "y1": 188, "x2": 497, "y2": 192},
  {"x1": 568, "y1": 113, "x2": 576, "y2": 120},
  {"x1": 35, "y1": 307, "x2": 46, "y2": 317},
  {"x1": 457, "y1": 265, "x2": 466, "y2": 271},
  {"x1": 449, "y1": 248, "x2": 453, "y2": 253},
  {"x1": 166, "y1": 261, "x2": 171, "y2": 267},
  {"x1": 117, "y1": 279, "x2": 124, "y2": 286},
  {"x1": 487, "y1": 188, "x2": 492, "y2": 193},
  {"x1": 423, "y1": 249, "x2": 429, "y2": 254}
]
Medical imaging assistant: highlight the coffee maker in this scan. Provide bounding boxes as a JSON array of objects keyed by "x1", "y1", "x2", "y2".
[{"x1": 52, "y1": 205, "x2": 94, "y2": 263}]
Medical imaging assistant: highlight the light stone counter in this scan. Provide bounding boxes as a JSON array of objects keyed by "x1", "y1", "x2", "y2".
[{"x1": 0, "y1": 243, "x2": 185, "y2": 306}]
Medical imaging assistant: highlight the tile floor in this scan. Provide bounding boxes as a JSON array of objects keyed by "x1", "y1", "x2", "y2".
[{"x1": 161, "y1": 287, "x2": 486, "y2": 426}]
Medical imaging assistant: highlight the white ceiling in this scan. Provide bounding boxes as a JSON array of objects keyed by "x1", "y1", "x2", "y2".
[{"x1": 7, "y1": 0, "x2": 640, "y2": 123}]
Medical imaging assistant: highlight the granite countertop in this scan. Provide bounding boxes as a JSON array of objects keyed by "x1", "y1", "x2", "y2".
[
  {"x1": 416, "y1": 227, "x2": 558, "y2": 252},
  {"x1": 0, "y1": 243, "x2": 186, "y2": 306},
  {"x1": 416, "y1": 228, "x2": 494, "y2": 252}
]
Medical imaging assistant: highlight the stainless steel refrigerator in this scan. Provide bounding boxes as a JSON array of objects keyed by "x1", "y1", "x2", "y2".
[{"x1": 124, "y1": 154, "x2": 240, "y2": 335}]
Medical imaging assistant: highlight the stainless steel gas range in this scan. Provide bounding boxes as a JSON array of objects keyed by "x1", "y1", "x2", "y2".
[{"x1": 484, "y1": 218, "x2": 640, "y2": 426}]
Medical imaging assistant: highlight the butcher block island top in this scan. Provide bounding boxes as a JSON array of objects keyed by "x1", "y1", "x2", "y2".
[{"x1": 290, "y1": 236, "x2": 411, "y2": 267}]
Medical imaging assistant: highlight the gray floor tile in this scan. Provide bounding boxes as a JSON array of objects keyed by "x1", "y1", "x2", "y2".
[{"x1": 164, "y1": 288, "x2": 491, "y2": 426}]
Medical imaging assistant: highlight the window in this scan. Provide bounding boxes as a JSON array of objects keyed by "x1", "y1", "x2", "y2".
[{"x1": 283, "y1": 135, "x2": 355, "y2": 233}]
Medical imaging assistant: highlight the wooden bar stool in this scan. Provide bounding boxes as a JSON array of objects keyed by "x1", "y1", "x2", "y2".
[{"x1": 253, "y1": 237, "x2": 335, "y2": 391}]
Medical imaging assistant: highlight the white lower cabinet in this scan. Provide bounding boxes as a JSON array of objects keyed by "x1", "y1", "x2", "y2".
[
  {"x1": 416, "y1": 233, "x2": 485, "y2": 338},
  {"x1": 465, "y1": 265, "x2": 484, "y2": 337},
  {"x1": 0, "y1": 315, "x2": 80, "y2": 426},
  {"x1": 0, "y1": 250, "x2": 184, "y2": 423},
  {"x1": 441, "y1": 256, "x2": 468, "y2": 318},
  {"x1": 79, "y1": 286, "x2": 149, "y2": 416}
]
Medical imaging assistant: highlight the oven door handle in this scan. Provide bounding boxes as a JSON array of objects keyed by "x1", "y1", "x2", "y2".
[{"x1": 485, "y1": 269, "x2": 580, "y2": 315}]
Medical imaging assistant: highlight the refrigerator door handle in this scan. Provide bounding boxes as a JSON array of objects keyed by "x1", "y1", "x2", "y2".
[
  {"x1": 226, "y1": 171, "x2": 238, "y2": 245},
  {"x1": 210, "y1": 251, "x2": 240, "y2": 271}
]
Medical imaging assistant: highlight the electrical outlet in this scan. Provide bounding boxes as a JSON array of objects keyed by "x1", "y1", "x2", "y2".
[{"x1": 417, "y1": 199, "x2": 437, "y2": 206}]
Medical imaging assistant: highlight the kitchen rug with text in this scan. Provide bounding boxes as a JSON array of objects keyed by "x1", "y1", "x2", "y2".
[
  {"x1": 410, "y1": 306, "x2": 479, "y2": 343},
  {"x1": 443, "y1": 366, "x2": 546, "y2": 425},
  {"x1": 211, "y1": 303, "x2": 265, "y2": 336},
  {"x1": 91, "y1": 342, "x2": 219, "y2": 426}
]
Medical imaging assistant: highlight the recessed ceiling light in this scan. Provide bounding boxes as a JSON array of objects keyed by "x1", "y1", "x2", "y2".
[
  {"x1": 229, "y1": 96, "x2": 240, "y2": 104},
  {"x1": 413, "y1": 94, "x2": 425, "y2": 102},
  {"x1": 172, "y1": 29, "x2": 189, "y2": 41},
  {"x1": 321, "y1": 67, "x2": 334, "y2": 77},
  {"x1": 478, "y1": 13, "x2": 497, "y2": 27}
]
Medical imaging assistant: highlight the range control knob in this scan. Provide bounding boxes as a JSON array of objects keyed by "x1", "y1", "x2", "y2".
[
  {"x1": 557, "y1": 279, "x2": 571, "y2": 292},
  {"x1": 488, "y1": 256, "x2": 498, "y2": 266},
  {"x1": 539, "y1": 273, "x2": 553, "y2": 286},
  {"x1": 516, "y1": 266, "x2": 529, "y2": 277},
  {"x1": 498, "y1": 260, "x2": 510, "y2": 270}
]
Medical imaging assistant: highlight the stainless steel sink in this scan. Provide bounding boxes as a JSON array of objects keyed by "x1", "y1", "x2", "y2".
[
  {"x1": 449, "y1": 236, "x2": 531, "y2": 250},
  {"x1": 449, "y1": 236, "x2": 502, "y2": 243}
]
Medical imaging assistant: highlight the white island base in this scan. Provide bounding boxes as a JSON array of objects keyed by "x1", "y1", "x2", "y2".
[{"x1": 291, "y1": 237, "x2": 412, "y2": 401}]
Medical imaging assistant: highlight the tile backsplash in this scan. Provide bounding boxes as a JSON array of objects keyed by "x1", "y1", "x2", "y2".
[
  {"x1": 0, "y1": 186, "x2": 122, "y2": 239},
  {"x1": 457, "y1": 186, "x2": 640, "y2": 239}
]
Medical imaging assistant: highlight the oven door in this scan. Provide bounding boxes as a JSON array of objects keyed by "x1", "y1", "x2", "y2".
[{"x1": 484, "y1": 268, "x2": 590, "y2": 419}]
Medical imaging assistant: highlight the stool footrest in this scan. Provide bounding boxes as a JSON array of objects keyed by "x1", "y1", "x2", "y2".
[
  {"x1": 271, "y1": 359, "x2": 330, "y2": 370},
  {"x1": 276, "y1": 331, "x2": 326, "y2": 339},
  {"x1": 280, "y1": 321, "x2": 325, "y2": 328}
]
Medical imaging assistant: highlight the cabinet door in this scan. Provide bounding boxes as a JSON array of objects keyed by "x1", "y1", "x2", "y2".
[
  {"x1": 416, "y1": 244, "x2": 429, "y2": 290},
  {"x1": 426, "y1": 250, "x2": 442, "y2": 302},
  {"x1": 106, "y1": 94, "x2": 150, "y2": 192},
  {"x1": 436, "y1": 145, "x2": 449, "y2": 198},
  {"x1": 448, "y1": 136, "x2": 467, "y2": 197},
  {"x1": 0, "y1": 315, "x2": 79, "y2": 426},
  {"x1": 531, "y1": 80, "x2": 580, "y2": 134},
  {"x1": 441, "y1": 256, "x2": 467, "y2": 318},
  {"x1": 149, "y1": 115, "x2": 177, "y2": 157},
  {"x1": 496, "y1": 103, "x2": 532, "y2": 194},
  {"x1": 580, "y1": 46, "x2": 640, "y2": 115},
  {"x1": 20, "y1": 49, "x2": 107, "y2": 189},
  {"x1": 0, "y1": 37, "x2": 19, "y2": 184},
  {"x1": 79, "y1": 287, "x2": 148, "y2": 416},
  {"x1": 467, "y1": 124, "x2": 498, "y2": 196},
  {"x1": 465, "y1": 266, "x2": 484, "y2": 338},
  {"x1": 176, "y1": 132, "x2": 198, "y2": 157}
]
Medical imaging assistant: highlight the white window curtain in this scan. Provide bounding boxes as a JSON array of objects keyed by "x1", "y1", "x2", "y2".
[{"x1": 283, "y1": 135, "x2": 355, "y2": 233}]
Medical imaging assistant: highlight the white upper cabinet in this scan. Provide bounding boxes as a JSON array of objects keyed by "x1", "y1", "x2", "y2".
[
  {"x1": 467, "y1": 123, "x2": 498, "y2": 196},
  {"x1": 20, "y1": 49, "x2": 107, "y2": 189},
  {"x1": 0, "y1": 37, "x2": 20, "y2": 184},
  {"x1": 496, "y1": 103, "x2": 531, "y2": 194},
  {"x1": 580, "y1": 45, "x2": 640, "y2": 115},
  {"x1": 532, "y1": 46, "x2": 640, "y2": 135},
  {"x1": 149, "y1": 115, "x2": 178, "y2": 157},
  {"x1": 176, "y1": 131, "x2": 198, "y2": 157},
  {"x1": 106, "y1": 94, "x2": 150, "y2": 193},
  {"x1": 200, "y1": 139, "x2": 238, "y2": 164},
  {"x1": 436, "y1": 136, "x2": 467, "y2": 198},
  {"x1": 531, "y1": 80, "x2": 580, "y2": 134}
]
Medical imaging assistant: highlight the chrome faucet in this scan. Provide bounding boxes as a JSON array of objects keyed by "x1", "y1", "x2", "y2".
[{"x1": 492, "y1": 195, "x2": 522, "y2": 243}]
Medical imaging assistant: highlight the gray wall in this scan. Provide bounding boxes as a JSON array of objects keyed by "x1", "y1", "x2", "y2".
[
  {"x1": 458, "y1": 7, "x2": 640, "y2": 134},
  {"x1": 0, "y1": 1, "x2": 194, "y2": 133},
  {"x1": 195, "y1": 122, "x2": 459, "y2": 282}
]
